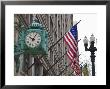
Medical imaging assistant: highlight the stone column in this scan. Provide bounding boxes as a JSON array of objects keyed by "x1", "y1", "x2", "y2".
[
  {"x1": 39, "y1": 64, "x2": 43, "y2": 76},
  {"x1": 32, "y1": 57, "x2": 35, "y2": 76},
  {"x1": 18, "y1": 54, "x2": 24, "y2": 76}
]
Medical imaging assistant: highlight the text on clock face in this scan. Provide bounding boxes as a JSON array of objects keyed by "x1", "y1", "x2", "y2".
[{"x1": 25, "y1": 32, "x2": 41, "y2": 48}]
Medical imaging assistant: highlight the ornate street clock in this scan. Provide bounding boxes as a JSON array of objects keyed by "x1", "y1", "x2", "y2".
[
  {"x1": 15, "y1": 21, "x2": 48, "y2": 56},
  {"x1": 24, "y1": 21, "x2": 48, "y2": 55}
]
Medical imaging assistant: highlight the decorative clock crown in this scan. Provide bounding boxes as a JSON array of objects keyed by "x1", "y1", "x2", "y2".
[{"x1": 29, "y1": 20, "x2": 43, "y2": 29}]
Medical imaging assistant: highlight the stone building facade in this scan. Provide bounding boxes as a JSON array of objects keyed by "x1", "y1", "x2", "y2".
[{"x1": 14, "y1": 14, "x2": 76, "y2": 76}]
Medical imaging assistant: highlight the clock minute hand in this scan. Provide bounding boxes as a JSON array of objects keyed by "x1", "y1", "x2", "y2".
[{"x1": 34, "y1": 33, "x2": 37, "y2": 39}]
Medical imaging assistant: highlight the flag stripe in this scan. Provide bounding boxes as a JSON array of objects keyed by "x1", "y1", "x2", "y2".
[
  {"x1": 67, "y1": 52, "x2": 73, "y2": 61},
  {"x1": 68, "y1": 49, "x2": 74, "y2": 57},
  {"x1": 67, "y1": 51, "x2": 77, "y2": 64},
  {"x1": 64, "y1": 36, "x2": 76, "y2": 54},
  {"x1": 67, "y1": 52, "x2": 76, "y2": 64},
  {"x1": 71, "y1": 62, "x2": 81, "y2": 75},
  {"x1": 65, "y1": 33, "x2": 77, "y2": 51},
  {"x1": 73, "y1": 57, "x2": 79, "y2": 64},
  {"x1": 66, "y1": 32, "x2": 77, "y2": 50},
  {"x1": 68, "y1": 32, "x2": 77, "y2": 46}
]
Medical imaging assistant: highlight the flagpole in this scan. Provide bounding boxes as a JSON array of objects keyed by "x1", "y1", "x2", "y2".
[
  {"x1": 48, "y1": 20, "x2": 81, "y2": 50},
  {"x1": 46, "y1": 52, "x2": 67, "y2": 73},
  {"x1": 74, "y1": 20, "x2": 81, "y2": 26},
  {"x1": 58, "y1": 63, "x2": 72, "y2": 76},
  {"x1": 69, "y1": 71, "x2": 74, "y2": 76}
]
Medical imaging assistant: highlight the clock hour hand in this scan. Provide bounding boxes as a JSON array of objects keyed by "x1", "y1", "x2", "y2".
[
  {"x1": 34, "y1": 33, "x2": 38, "y2": 39},
  {"x1": 29, "y1": 37, "x2": 33, "y2": 40},
  {"x1": 29, "y1": 37, "x2": 35, "y2": 41}
]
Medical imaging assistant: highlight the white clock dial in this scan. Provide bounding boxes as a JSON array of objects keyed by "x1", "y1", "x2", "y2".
[{"x1": 25, "y1": 32, "x2": 41, "y2": 48}]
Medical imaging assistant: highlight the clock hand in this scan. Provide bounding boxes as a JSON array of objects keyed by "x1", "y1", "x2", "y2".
[
  {"x1": 34, "y1": 33, "x2": 37, "y2": 39},
  {"x1": 29, "y1": 37, "x2": 35, "y2": 41},
  {"x1": 29, "y1": 37, "x2": 33, "y2": 40}
]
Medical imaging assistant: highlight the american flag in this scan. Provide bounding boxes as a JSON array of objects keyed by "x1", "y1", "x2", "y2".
[{"x1": 64, "y1": 24, "x2": 81, "y2": 76}]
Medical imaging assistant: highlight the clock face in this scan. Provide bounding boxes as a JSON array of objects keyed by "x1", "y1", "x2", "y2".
[{"x1": 25, "y1": 32, "x2": 41, "y2": 48}]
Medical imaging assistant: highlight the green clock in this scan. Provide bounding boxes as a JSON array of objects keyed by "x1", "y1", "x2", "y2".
[{"x1": 24, "y1": 21, "x2": 48, "y2": 55}]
